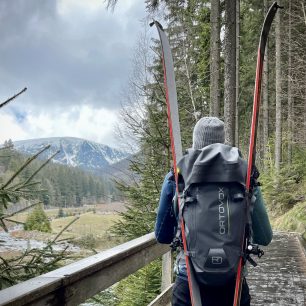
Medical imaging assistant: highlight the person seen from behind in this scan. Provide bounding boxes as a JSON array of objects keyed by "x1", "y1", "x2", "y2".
[{"x1": 155, "y1": 117, "x2": 273, "y2": 306}]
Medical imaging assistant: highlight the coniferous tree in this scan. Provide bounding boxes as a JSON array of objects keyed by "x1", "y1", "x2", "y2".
[
  {"x1": 224, "y1": 0, "x2": 237, "y2": 146},
  {"x1": 263, "y1": 0, "x2": 270, "y2": 163},
  {"x1": 275, "y1": 2, "x2": 282, "y2": 173},
  {"x1": 24, "y1": 204, "x2": 51, "y2": 232},
  {"x1": 210, "y1": 0, "x2": 221, "y2": 117}
]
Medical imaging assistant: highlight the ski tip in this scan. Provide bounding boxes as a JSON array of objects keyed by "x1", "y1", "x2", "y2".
[
  {"x1": 149, "y1": 20, "x2": 164, "y2": 31},
  {"x1": 272, "y1": 2, "x2": 283, "y2": 10}
]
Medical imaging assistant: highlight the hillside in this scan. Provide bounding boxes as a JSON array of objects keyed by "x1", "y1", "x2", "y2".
[
  {"x1": 13, "y1": 137, "x2": 130, "y2": 173},
  {"x1": 0, "y1": 146, "x2": 123, "y2": 208}
]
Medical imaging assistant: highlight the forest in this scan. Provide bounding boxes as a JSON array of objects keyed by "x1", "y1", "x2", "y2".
[{"x1": 0, "y1": 142, "x2": 120, "y2": 209}]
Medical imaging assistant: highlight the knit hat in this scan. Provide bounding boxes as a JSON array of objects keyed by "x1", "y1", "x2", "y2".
[{"x1": 192, "y1": 117, "x2": 225, "y2": 149}]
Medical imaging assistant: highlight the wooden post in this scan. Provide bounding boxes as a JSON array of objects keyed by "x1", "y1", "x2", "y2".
[{"x1": 161, "y1": 251, "x2": 172, "y2": 306}]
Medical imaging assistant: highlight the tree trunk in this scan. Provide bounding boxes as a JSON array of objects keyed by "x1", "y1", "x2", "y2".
[
  {"x1": 287, "y1": 0, "x2": 293, "y2": 165},
  {"x1": 210, "y1": 0, "x2": 221, "y2": 117},
  {"x1": 304, "y1": 86, "x2": 306, "y2": 145},
  {"x1": 263, "y1": 0, "x2": 269, "y2": 164},
  {"x1": 224, "y1": 0, "x2": 236, "y2": 146},
  {"x1": 235, "y1": 0, "x2": 240, "y2": 147},
  {"x1": 275, "y1": 5, "x2": 282, "y2": 173}
]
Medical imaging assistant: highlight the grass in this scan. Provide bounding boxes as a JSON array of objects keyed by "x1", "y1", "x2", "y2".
[
  {"x1": 11, "y1": 206, "x2": 93, "y2": 222},
  {"x1": 8, "y1": 209, "x2": 122, "y2": 251},
  {"x1": 52, "y1": 212, "x2": 122, "y2": 250},
  {"x1": 52, "y1": 212, "x2": 120, "y2": 236},
  {"x1": 271, "y1": 201, "x2": 306, "y2": 234}
]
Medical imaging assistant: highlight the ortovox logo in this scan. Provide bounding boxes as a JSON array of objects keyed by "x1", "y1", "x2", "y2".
[
  {"x1": 218, "y1": 187, "x2": 226, "y2": 235},
  {"x1": 205, "y1": 249, "x2": 229, "y2": 269},
  {"x1": 212, "y1": 256, "x2": 223, "y2": 264}
]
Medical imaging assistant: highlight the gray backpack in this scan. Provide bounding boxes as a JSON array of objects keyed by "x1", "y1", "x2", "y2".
[{"x1": 175, "y1": 143, "x2": 251, "y2": 286}]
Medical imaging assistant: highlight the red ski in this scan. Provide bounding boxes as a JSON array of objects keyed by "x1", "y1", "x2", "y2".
[
  {"x1": 151, "y1": 20, "x2": 202, "y2": 306},
  {"x1": 233, "y1": 2, "x2": 280, "y2": 306}
]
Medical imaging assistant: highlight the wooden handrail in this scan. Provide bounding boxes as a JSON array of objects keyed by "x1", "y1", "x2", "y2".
[{"x1": 0, "y1": 232, "x2": 170, "y2": 306}]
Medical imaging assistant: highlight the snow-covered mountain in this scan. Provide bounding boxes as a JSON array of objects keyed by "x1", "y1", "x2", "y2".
[{"x1": 13, "y1": 137, "x2": 130, "y2": 172}]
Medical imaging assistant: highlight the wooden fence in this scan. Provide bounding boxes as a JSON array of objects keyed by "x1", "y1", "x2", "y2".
[{"x1": 0, "y1": 233, "x2": 170, "y2": 306}]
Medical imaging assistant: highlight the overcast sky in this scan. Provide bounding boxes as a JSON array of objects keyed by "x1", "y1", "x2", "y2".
[{"x1": 0, "y1": 0, "x2": 147, "y2": 148}]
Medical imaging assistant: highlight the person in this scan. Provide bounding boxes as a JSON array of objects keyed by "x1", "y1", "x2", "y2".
[{"x1": 155, "y1": 117, "x2": 273, "y2": 306}]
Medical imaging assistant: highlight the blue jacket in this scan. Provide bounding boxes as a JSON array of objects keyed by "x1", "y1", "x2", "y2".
[{"x1": 155, "y1": 170, "x2": 273, "y2": 279}]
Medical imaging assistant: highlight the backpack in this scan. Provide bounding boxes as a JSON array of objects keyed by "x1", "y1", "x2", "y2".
[{"x1": 174, "y1": 143, "x2": 252, "y2": 286}]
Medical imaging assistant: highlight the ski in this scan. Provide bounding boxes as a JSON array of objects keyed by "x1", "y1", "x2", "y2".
[
  {"x1": 233, "y1": 3, "x2": 280, "y2": 306},
  {"x1": 150, "y1": 21, "x2": 202, "y2": 306}
]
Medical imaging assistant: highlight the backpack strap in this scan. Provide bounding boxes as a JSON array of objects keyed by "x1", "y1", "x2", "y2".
[
  {"x1": 171, "y1": 187, "x2": 195, "y2": 251},
  {"x1": 171, "y1": 192, "x2": 184, "y2": 250}
]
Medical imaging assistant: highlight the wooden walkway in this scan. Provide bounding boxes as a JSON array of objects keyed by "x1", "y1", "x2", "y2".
[{"x1": 248, "y1": 232, "x2": 306, "y2": 305}]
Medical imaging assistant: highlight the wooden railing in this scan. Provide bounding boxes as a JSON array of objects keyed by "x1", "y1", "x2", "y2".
[
  {"x1": 0, "y1": 233, "x2": 171, "y2": 306},
  {"x1": 1, "y1": 231, "x2": 305, "y2": 305}
]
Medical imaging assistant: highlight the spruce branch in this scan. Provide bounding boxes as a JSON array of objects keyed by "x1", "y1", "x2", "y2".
[
  {"x1": 51, "y1": 216, "x2": 79, "y2": 243},
  {"x1": 0, "y1": 219, "x2": 8, "y2": 232},
  {"x1": 0, "y1": 87, "x2": 27, "y2": 109},
  {"x1": 20, "y1": 150, "x2": 60, "y2": 188},
  {"x1": 2, "y1": 201, "x2": 41, "y2": 220},
  {"x1": 1, "y1": 145, "x2": 50, "y2": 189},
  {"x1": 3, "y1": 218, "x2": 25, "y2": 225}
]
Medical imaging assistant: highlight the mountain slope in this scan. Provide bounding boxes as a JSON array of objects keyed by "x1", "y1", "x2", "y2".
[{"x1": 13, "y1": 137, "x2": 129, "y2": 172}]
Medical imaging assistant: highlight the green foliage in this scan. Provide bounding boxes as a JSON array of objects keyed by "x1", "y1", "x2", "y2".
[
  {"x1": 0, "y1": 217, "x2": 79, "y2": 289},
  {"x1": 238, "y1": 1, "x2": 264, "y2": 151},
  {"x1": 0, "y1": 106, "x2": 81, "y2": 290},
  {"x1": 0, "y1": 149, "x2": 119, "y2": 209},
  {"x1": 0, "y1": 146, "x2": 50, "y2": 231},
  {"x1": 86, "y1": 287, "x2": 119, "y2": 306},
  {"x1": 74, "y1": 233, "x2": 98, "y2": 249},
  {"x1": 57, "y1": 207, "x2": 66, "y2": 218},
  {"x1": 114, "y1": 260, "x2": 162, "y2": 306},
  {"x1": 0, "y1": 242, "x2": 67, "y2": 289},
  {"x1": 24, "y1": 205, "x2": 51, "y2": 233},
  {"x1": 112, "y1": 160, "x2": 164, "y2": 240},
  {"x1": 261, "y1": 143, "x2": 306, "y2": 215},
  {"x1": 272, "y1": 201, "x2": 306, "y2": 233}
]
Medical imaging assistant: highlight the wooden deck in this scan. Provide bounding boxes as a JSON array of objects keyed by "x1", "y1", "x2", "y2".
[{"x1": 248, "y1": 231, "x2": 306, "y2": 305}]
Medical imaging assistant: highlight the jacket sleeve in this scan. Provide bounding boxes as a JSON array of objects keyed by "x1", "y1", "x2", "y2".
[
  {"x1": 251, "y1": 187, "x2": 273, "y2": 246},
  {"x1": 155, "y1": 171, "x2": 177, "y2": 244}
]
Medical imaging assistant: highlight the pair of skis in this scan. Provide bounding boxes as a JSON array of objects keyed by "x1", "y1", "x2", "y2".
[{"x1": 151, "y1": 2, "x2": 280, "y2": 306}]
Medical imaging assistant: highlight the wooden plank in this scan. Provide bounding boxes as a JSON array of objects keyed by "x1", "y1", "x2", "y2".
[
  {"x1": 148, "y1": 284, "x2": 173, "y2": 306},
  {"x1": 161, "y1": 252, "x2": 172, "y2": 291},
  {"x1": 0, "y1": 277, "x2": 63, "y2": 306},
  {"x1": 63, "y1": 242, "x2": 169, "y2": 306},
  {"x1": 248, "y1": 232, "x2": 306, "y2": 306},
  {"x1": 0, "y1": 233, "x2": 170, "y2": 306},
  {"x1": 150, "y1": 232, "x2": 306, "y2": 306}
]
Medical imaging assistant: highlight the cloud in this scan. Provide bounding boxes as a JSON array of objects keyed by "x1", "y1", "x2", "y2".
[
  {"x1": 1, "y1": 105, "x2": 120, "y2": 147},
  {"x1": 0, "y1": 0, "x2": 146, "y2": 147},
  {"x1": 0, "y1": 112, "x2": 28, "y2": 142},
  {"x1": 0, "y1": 0, "x2": 145, "y2": 111}
]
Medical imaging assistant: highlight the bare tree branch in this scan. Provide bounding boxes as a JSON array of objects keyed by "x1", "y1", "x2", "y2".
[{"x1": 0, "y1": 87, "x2": 27, "y2": 109}]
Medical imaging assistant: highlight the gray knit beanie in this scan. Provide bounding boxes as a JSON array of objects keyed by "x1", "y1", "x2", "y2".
[{"x1": 192, "y1": 117, "x2": 225, "y2": 149}]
